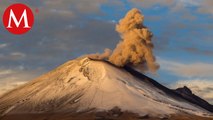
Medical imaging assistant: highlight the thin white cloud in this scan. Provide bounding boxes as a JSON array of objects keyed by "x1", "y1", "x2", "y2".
[
  {"x1": 0, "y1": 67, "x2": 44, "y2": 97},
  {"x1": 43, "y1": 0, "x2": 108, "y2": 15},
  {"x1": 0, "y1": 69, "x2": 13, "y2": 76},
  {"x1": 160, "y1": 58, "x2": 213, "y2": 104},
  {"x1": 128, "y1": 0, "x2": 174, "y2": 8},
  {"x1": 159, "y1": 59, "x2": 213, "y2": 78},
  {"x1": 10, "y1": 52, "x2": 26, "y2": 58},
  {"x1": 0, "y1": 44, "x2": 8, "y2": 49},
  {"x1": 0, "y1": 52, "x2": 26, "y2": 61},
  {"x1": 180, "y1": 0, "x2": 213, "y2": 14},
  {"x1": 197, "y1": 0, "x2": 213, "y2": 14},
  {"x1": 171, "y1": 79, "x2": 213, "y2": 104},
  {"x1": 0, "y1": 81, "x2": 27, "y2": 96},
  {"x1": 179, "y1": 0, "x2": 199, "y2": 6},
  {"x1": 129, "y1": 0, "x2": 213, "y2": 15}
]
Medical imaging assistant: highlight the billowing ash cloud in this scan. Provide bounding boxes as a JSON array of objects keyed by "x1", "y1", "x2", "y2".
[
  {"x1": 87, "y1": 48, "x2": 112, "y2": 60},
  {"x1": 109, "y1": 8, "x2": 159, "y2": 72},
  {"x1": 89, "y1": 8, "x2": 159, "y2": 73}
]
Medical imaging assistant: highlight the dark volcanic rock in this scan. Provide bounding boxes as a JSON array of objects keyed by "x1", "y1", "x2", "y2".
[
  {"x1": 175, "y1": 86, "x2": 213, "y2": 112},
  {"x1": 176, "y1": 86, "x2": 192, "y2": 95}
]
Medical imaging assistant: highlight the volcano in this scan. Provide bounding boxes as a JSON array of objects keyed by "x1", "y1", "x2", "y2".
[{"x1": 0, "y1": 57, "x2": 212, "y2": 120}]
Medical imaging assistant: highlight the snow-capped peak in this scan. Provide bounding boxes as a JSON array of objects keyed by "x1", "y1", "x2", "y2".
[{"x1": 0, "y1": 57, "x2": 212, "y2": 118}]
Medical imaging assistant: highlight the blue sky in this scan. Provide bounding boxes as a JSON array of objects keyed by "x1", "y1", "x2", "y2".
[{"x1": 0, "y1": 0, "x2": 213, "y2": 103}]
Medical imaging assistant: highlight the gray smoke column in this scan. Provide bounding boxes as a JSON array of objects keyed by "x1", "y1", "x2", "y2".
[{"x1": 109, "y1": 8, "x2": 159, "y2": 73}]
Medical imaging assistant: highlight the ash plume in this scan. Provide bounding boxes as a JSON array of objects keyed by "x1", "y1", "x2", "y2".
[
  {"x1": 89, "y1": 8, "x2": 159, "y2": 73},
  {"x1": 87, "y1": 48, "x2": 112, "y2": 60}
]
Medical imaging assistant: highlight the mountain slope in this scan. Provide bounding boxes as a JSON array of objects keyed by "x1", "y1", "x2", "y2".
[
  {"x1": 174, "y1": 86, "x2": 213, "y2": 112},
  {"x1": 0, "y1": 57, "x2": 212, "y2": 119},
  {"x1": 124, "y1": 66, "x2": 213, "y2": 112}
]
